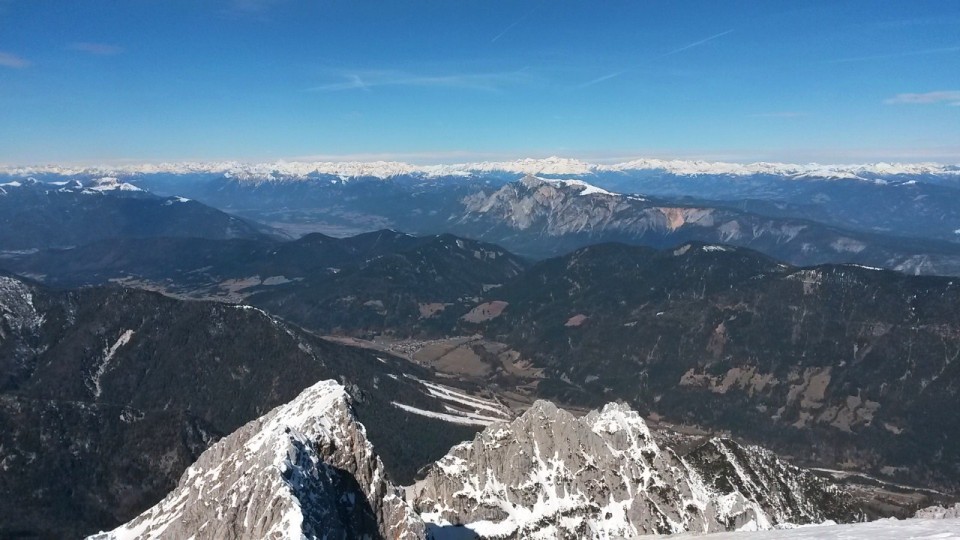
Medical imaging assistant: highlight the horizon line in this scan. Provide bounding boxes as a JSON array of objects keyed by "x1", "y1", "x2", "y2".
[{"x1": 3, "y1": 152, "x2": 960, "y2": 170}]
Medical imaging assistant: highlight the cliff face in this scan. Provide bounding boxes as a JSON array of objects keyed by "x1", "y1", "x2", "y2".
[
  {"x1": 89, "y1": 380, "x2": 424, "y2": 540},
  {"x1": 412, "y1": 400, "x2": 857, "y2": 539}
]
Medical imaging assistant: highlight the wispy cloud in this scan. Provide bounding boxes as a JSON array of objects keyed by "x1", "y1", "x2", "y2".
[
  {"x1": 576, "y1": 70, "x2": 626, "y2": 89},
  {"x1": 574, "y1": 29, "x2": 733, "y2": 89},
  {"x1": 0, "y1": 51, "x2": 29, "y2": 68},
  {"x1": 749, "y1": 112, "x2": 806, "y2": 118},
  {"x1": 308, "y1": 69, "x2": 532, "y2": 92},
  {"x1": 68, "y1": 42, "x2": 124, "y2": 56},
  {"x1": 829, "y1": 46, "x2": 960, "y2": 64},
  {"x1": 659, "y1": 29, "x2": 734, "y2": 58},
  {"x1": 885, "y1": 91, "x2": 960, "y2": 106},
  {"x1": 491, "y1": 4, "x2": 540, "y2": 43}
]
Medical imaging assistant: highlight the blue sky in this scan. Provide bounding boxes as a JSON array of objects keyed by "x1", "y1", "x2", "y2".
[{"x1": 1, "y1": 0, "x2": 959, "y2": 164}]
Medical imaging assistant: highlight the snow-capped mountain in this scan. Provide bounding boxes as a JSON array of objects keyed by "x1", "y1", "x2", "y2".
[
  {"x1": 88, "y1": 380, "x2": 423, "y2": 540},
  {"x1": 0, "y1": 176, "x2": 272, "y2": 250},
  {"x1": 4, "y1": 156, "x2": 958, "y2": 181},
  {"x1": 412, "y1": 400, "x2": 857, "y2": 539},
  {"x1": 449, "y1": 175, "x2": 960, "y2": 273},
  {"x1": 85, "y1": 385, "x2": 864, "y2": 540},
  {"x1": 7, "y1": 156, "x2": 960, "y2": 249}
]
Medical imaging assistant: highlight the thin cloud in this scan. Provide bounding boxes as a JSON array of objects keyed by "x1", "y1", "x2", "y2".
[
  {"x1": 0, "y1": 51, "x2": 29, "y2": 68},
  {"x1": 492, "y1": 4, "x2": 540, "y2": 43},
  {"x1": 576, "y1": 29, "x2": 734, "y2": 89},
  {"x1": 750, "y1": 112, "x2": 806, "y2": 118},
  {"x1": 885, "y1": 91, "x2": 960, "y2": 106},
  {"x1": 308, "y1": 69, "x2": 532, "y2": 92},
  {"x1": 576, "y1": 71, "x2": 626, "y2": 89},
  {"x1": 659, "y1": 29, "x2": 734, "y2": 58},
  {"x1": 829, "y1": 46, "x2": 960, "y2": 64},
  {"x1": 68, "y1": 42, "x2": 124, "y2": 56}
]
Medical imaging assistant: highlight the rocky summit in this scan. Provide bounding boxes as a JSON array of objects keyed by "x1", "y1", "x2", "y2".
[
  {"x1": 89, "y1": 380, "x2": 424, "y2": 540},
  {"x1": 412, "y1": 400, "x2": 858, "y2": 539}
]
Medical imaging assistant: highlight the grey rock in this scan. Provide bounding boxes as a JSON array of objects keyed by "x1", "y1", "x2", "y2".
[
  {"x1": 412, "y1": 400, "x2": 856, "y2": 539},
  {"x1": 914, "y1": 503, "x2": 960, "y2": 520},
  {"x1": 89, "y1": 380, "x2": 424, "y2": 540}
]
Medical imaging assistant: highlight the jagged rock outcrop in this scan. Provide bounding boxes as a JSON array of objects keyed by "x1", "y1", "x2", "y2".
[
  {"x1": 412, "y1": 400, "x2": 856, "y2": 539},
  {"x1": 914, "y1": 503, "x2": 960, "y2": 520},
  {"x1": 89, "y1": 380, "x2": 424, "y2": 540}
]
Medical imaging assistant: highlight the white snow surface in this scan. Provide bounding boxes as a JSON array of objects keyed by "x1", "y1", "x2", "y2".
[
  {"x1": 89, "y1": 329, "x2": 135, "y2": 399},
  {"x1": 4, "y1": 156, "x2": 959, "y2": 182},
  {"x1": 392, "y1": 377, "x2": 512, "y2": 427},
  {"x1": 660, "y1": 516, "x2": 960, "y2": 539},
  {"x1": 86, "y1": 177, "x2": 144, "y2": 192},
  {"x1": 391, "y1": 401, "x2": 496, "y2": 426}
]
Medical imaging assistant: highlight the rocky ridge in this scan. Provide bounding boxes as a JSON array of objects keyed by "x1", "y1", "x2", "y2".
[
  {"x1": 412, "y1": 400, "x2": 857, "y2": 539},
  {"x1": 89, "y1": 380, "x2": 423, "y2": 540}
]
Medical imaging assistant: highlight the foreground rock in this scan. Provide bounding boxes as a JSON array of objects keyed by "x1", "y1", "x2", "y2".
[
  {"x1": 89, "y1": 380, "x2": 424, "y2": 540},
  {"x1": 412, "y1": 400, "x2": 858, "y2": 539}
]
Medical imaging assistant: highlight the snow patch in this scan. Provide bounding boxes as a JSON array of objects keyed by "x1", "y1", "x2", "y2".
[{"x1": 89, "y1": 329, "x2": 135, "y2": 398}]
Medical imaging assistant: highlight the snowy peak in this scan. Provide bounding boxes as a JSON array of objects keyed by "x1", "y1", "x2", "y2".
[
  {"x1": 4, "y1": 157, "x2": 958, "y2": 182},
  {"x1": 518, "y1": 174, "x2": 616, "y2": 196},
  {"x1": 90, "y1": 380, "x2": 423, "y2": 540},
  {"x1": 413, "y1": 399, "x2": 857, "y2": 539},
  {"x1": 85, "y1": 176, "x2": 144, "y2": 193},
  {"x1": 461, "y1": 156, "x2": 596, "y2": 176}
]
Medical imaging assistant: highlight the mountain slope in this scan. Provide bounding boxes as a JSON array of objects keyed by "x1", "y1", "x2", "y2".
[
  {"x1": 0, "y1": 177, "x2": 271, "y2": 251},
  {"x1": 413, "y1": 400, "x2": 857, "y2": 539},
  {"x1": 455, "y1": 242, "x2": 960, "y2": 490},
  {"x1": 89, "y1": 380, "x2": 423, "y2": 540},
  {"x1": 0, "y1": 275, "x2": 480, "y2": 538},
  {"x1": 3, "y1": 231, "x2": 529, "y2": 334},
  {"x1": 0, "y1": 229, "x2": 422, "y2": 296},
  {"x1": 250, "y1": 233, "x2": 527, "y2": 335},
  {"x1": 447, "y1": 176, "x2": 960, "y2": 273}
]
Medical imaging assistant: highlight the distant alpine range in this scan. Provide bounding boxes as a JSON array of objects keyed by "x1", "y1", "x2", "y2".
[{"x1": 2, "y1": 157, "x2": 960, "y2": 538}]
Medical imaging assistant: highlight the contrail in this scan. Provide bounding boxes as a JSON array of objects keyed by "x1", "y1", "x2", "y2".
[
  {"x1": 659, "y1": 29, "x2": 734, "y2": 58},
  {"x1": 574, "y1": 28, "x2": 734, "y2": 89},
  {"x1": 492, "y1": 5, "x2": 540, "y2": 43},
  {"x1": 576, "y1": 71, "x2": 627, "y2": 89}
]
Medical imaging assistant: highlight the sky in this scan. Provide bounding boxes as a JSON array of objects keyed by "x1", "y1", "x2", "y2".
[{"x1": 1, "y1": 0, "x2": 959, "y2": 165}]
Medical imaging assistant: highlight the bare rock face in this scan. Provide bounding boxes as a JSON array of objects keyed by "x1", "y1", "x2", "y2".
[
  {"x1": 89, "y1": 380, "x2": 424, "y2": 540},
  {"x1": 412, "y1": 400, "x2": 856, "y2": 539},
  {"x1": 460, "y1": 175, "x2": 681, "y2": 237},
  {"x1": 914, "y1": 503, "x2": 960, "y2": 519}
]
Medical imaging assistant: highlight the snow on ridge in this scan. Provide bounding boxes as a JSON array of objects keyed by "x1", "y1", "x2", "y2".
[
  {"x1": 86, "y1": 177, "x2": 144, "y2": 192},
  {"x1": 3, "y1": 156, "x2": 959, "y2": 182},
  {"x1": 522, "y1": 175, "x2": 617, "y2": 196}
]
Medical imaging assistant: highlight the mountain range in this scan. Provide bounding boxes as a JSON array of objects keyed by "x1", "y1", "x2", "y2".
[
  {"x1": 3, "y1": 158, "x2": 960, "y2": 538},
  {"x1": 10, "y1": 223, "x2": 960, "y2": 494},
  {"x1": 90, "y1": 379, "x2": 862, "y2": 540},
  {"x1": 0, "y1": 273, "x2": 491, "y2": 538},
  {"x1": 0, "y1": 176, "x2": 273, "y2": 252}
]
